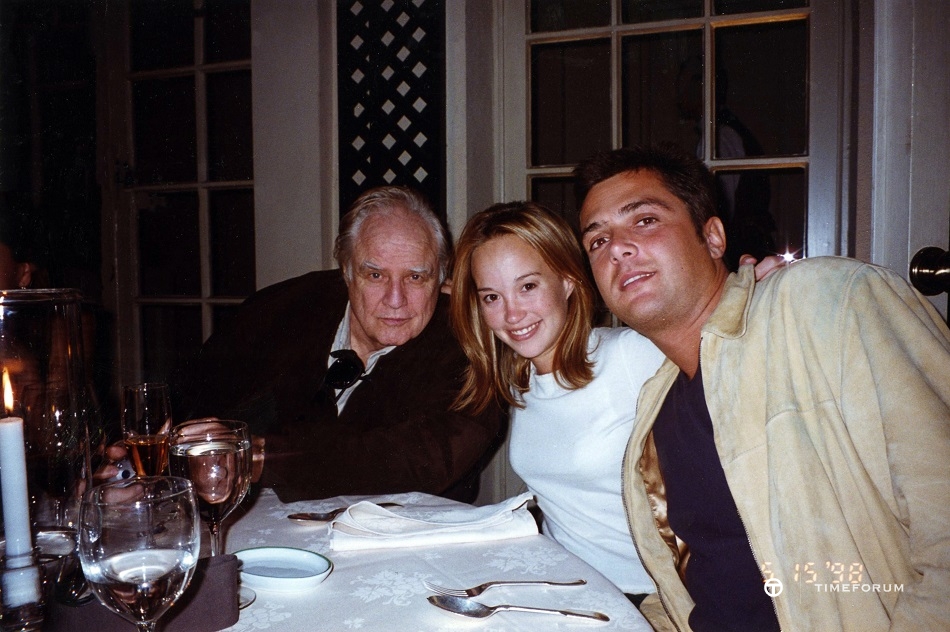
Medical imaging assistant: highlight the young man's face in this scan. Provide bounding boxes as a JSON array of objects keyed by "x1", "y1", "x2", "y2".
[
  {"x1": 578, "y1": 169, "x2": 726, "y2": 336},
  {"x1": 346, "y1": 209, "x2": 441, "y2": 360}
]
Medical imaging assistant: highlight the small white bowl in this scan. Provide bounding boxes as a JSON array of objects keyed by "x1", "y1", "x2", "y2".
[{"x1": 235, "y1": 547, "x2": 332, "y2": 593}]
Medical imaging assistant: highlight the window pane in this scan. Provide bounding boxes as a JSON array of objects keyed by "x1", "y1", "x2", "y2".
[
  {"x1": 622, "y1": 30, "x2": 703, "y2": 154},
  {"x1": 209, "y1": 189, "x2": 255, "y2": 297},
  {"x1": 205, "y1": 0, "x2": 251, "y2": 63},
  {"x1": 716, "y1": 167, "x2": 805, "y2": 270},
  {"x1": 138, "y1": 192, "x2": 200, "y2": 296},
  {"x1": 621, "y1": 0, "x2": 702, "y2": 24},
  {"x1": 715, "y1": 0, "x2": 808, "y2": 15},
  {"x1": 530, "y1": 0, "x2": 610, "y2": 32},
  {"x1": 141, "y1": 305, "x2": 202, "y2": 387},
  {"x1": 715, "y1": 20, "x2": 808, "y2": 157},
  {"x1": 133, "y1": 77, "x2": 197, "y2": 184},
  {"x1": 531, "y1": 176, "x2": 576, "y2": 221},
  {"x1": 207, "y1": 70, "x2": 253, "y2": 181},
  {"x1": 130, "y1": 0, "x2": 194, "y2": 71},
  {"x1": 531, "y1": 39, "x2": 611, "y2": 166}
]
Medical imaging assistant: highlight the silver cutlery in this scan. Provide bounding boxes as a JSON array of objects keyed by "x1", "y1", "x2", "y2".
[
  {"x1": 428, "y1": 594, "x2": 609, "y2": 622},
  {"x1": 424, "y1": 578, "x2": 586, "y2": 597},
  {"x1": 287, "y1": 502, "x2": 403, "y2": 522}
]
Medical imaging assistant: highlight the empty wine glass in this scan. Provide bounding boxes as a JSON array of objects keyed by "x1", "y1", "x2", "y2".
[
  {"x1": 121, "y1": 383, "x2": 173, "y2": 476},
  {"x1": 20, "y1": 383, "x2": 90, "y2": 529},
  {"x1": 78, "y1": 476, "x2": 200, "y2": 632},
  {"x1": 168, "y1": 420, "x2": 251, "y2": 557}
]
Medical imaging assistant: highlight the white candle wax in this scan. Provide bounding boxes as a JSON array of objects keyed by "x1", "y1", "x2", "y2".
[
  {"x1": 1, "y1": 555, "x2": 41, "y2": 608},
  {"x1": 0, "y1": 416, "x2": 33, "y2": 559}
]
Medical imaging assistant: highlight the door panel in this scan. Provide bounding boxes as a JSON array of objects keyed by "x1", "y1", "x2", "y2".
[{"x1": 871, "y1": 0, "x2": 949, "y2": 320}]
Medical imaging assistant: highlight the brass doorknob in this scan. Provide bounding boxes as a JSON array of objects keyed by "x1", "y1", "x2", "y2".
[{"x1": 909, "y1": 247, "x2": 950, "y2": 295}]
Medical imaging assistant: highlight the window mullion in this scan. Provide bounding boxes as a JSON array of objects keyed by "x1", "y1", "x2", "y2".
[
  {"x1": 703, "y1": 18, "x2": 714, "y2": 163},
  {"x1": 194, "y1": 3, "x2": 213, "y2": 338},
  {"x1": 611, "y1": 30, "x2": 622, "y2": 149}
]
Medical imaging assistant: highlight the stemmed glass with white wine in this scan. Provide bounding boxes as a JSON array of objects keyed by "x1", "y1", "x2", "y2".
[
  {"x1": 168, "y1": 420, "x2": 252, "y2": 557},
  {"x1": 78, "y1": 476, "x2": 200, "y2": 632},
  {"x1": 121, "y1": 383, "x2": 173, "y2": 477}
]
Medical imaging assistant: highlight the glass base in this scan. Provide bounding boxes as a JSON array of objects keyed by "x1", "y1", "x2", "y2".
[
  {"x1": 238, "y1": 586, "x2": 256, "y2": 609},
  {"x1": 0, "y1": 600, "x2": 45, "y2": 631}
]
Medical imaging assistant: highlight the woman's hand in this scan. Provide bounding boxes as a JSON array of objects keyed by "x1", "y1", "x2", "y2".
[{"x1": 740, "y1": 254, "x2": 793, "y2": 281}]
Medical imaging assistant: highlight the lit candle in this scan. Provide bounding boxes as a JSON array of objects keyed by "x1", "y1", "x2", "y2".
[
  {"x1": 1, "y1": 369, "x2": 34, "y2": 559},
  {"x1": 1, "y1": 368, "x2": 41, "y2": 608}
]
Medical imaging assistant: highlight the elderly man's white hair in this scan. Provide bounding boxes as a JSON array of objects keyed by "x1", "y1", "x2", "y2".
[{"x1": 334, "y1": 186, "x2": 451, "y2": 284}]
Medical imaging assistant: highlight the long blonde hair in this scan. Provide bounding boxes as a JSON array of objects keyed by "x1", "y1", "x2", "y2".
[{"x1": 450, "y1": 202, "x2": 595, "y2": 414}]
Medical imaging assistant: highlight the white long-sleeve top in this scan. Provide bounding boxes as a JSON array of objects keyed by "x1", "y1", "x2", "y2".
[{"x1": 509, "y1": 327, "x2": 666, "y2": 594}]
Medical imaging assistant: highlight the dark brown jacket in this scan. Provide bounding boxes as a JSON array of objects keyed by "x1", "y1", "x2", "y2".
[{"x1": 175, "y1": 269, "x2": 504, "y2": 503}]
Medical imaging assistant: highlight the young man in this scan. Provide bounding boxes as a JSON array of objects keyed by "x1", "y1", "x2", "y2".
[{"x1": 575, "y1": 145, "x2": 950, "y2": 631}]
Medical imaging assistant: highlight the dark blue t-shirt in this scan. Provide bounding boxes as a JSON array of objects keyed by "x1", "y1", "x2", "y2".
[{"x1": 652, "y1": 366, "x2": 780, "y2": 632}]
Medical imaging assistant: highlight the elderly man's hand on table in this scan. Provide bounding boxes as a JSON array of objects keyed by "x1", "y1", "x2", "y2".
[
  {"x1": 93, "y1": 442, "x2": 133, "y2": 482},
  {"x1": 93, "y1": 419, "x2": 265, "y2": 484}
]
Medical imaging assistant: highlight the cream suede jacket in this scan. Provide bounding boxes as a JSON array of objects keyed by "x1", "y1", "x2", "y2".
[{"x1": 622, "y1": 258, "x2": 950, "y2": 631}]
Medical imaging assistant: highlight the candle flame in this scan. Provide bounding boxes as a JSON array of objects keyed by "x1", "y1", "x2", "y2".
[{"x1": 3, "y1": 369, "x2": 12, "y2": 413}]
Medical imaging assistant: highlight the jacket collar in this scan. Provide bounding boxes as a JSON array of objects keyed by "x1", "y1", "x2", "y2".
[{"x1": 702, "y1": 264, "x2": 755, "y2": 340}]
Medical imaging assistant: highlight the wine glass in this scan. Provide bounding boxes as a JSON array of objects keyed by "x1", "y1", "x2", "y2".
[
  {"x1": 77, "y1": 476, "x2": 200, "y2": 632},
  {"x1": 20, "y1": 383, "x2": 90, "y2": 529},
  {"x1": 168, "y1": 420, "x2": 252, "y2": 557},
  {"x1": 121, "y1": 383, "x2": 173, "y2": 476}
]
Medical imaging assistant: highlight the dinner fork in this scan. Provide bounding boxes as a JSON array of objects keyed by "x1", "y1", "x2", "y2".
[{"x1": 423, "y1": 578, "x2": 586, "y2": 597}]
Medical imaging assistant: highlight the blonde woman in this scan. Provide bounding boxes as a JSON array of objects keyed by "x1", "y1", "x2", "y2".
[{"x1": 450, "y1": 201, "x2": 664, "y2": 603}]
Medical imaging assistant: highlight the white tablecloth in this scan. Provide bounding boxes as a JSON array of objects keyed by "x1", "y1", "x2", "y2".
[{"x1": 220, "y1": 488, "x2": 653, "y2": 631}]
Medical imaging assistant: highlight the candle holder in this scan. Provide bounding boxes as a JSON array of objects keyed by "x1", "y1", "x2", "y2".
[
  {"x1": 0, "y1": 528, "x2": 87, "y2": 630},
  {"x1": 1, "y1": 553, "x2": 45, "y2": 632},
  {"x1": 0, "y1": 289, "x2": 96, "y2": 627}
]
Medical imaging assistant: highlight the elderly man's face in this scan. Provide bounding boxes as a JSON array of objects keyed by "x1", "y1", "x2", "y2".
[{"x1": 346, "y1": 209, "x2": 440, "y2": 360}]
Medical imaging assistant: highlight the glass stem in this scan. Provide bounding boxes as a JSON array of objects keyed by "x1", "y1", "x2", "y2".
[
  {"x1": 136, "y1": 621, "x2": 157, "y2": 632},
  {"x1": 209, "y1": 521, "x2": 222, "y2": 556}
]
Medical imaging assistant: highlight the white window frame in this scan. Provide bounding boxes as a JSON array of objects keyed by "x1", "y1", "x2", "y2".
[{"x1": 500, "y1": 0, "x2": 852, "y2": 258}]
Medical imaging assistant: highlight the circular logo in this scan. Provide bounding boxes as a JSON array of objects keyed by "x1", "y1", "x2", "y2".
[{"x1": 764, "y1": 577, "x2": 784, "y2": 598}]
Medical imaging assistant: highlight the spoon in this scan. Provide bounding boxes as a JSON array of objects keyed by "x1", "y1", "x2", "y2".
[
  {"x1": 427, "y1": 594, "x2": 609, "y2": 622},
  {"x1": 287, "y1": 502, "x2": 403, "y2": 522}
]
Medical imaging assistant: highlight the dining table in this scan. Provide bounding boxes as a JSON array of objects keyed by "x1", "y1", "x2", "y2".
[{"x1": 218, "y1": 487, "x2": 654, "y2": 631}]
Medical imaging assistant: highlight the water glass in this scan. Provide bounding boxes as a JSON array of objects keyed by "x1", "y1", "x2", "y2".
[
  {"x1": 169, "y1": 420, "x2": 251, "y2": 556},
  {"x1": 78, "y1": 476, "x2": 199, "y2": 632}
]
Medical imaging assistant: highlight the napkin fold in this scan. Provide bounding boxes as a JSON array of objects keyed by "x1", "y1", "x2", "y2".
[{"x1": 329, "y1": 492, "x2": 538, "y2": 551}]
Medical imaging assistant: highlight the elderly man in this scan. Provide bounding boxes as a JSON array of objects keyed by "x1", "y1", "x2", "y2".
[
  {"x1": 575, "y1": 144, "x2": 950, "y2": 631},
  {"x1": 175, "y1": 186, "x2": 504, "y2": 503}
]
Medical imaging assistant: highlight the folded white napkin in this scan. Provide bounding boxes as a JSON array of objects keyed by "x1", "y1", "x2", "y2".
[{"x1": 328, "y1": 492, "x2": 538, "y2": 551}]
